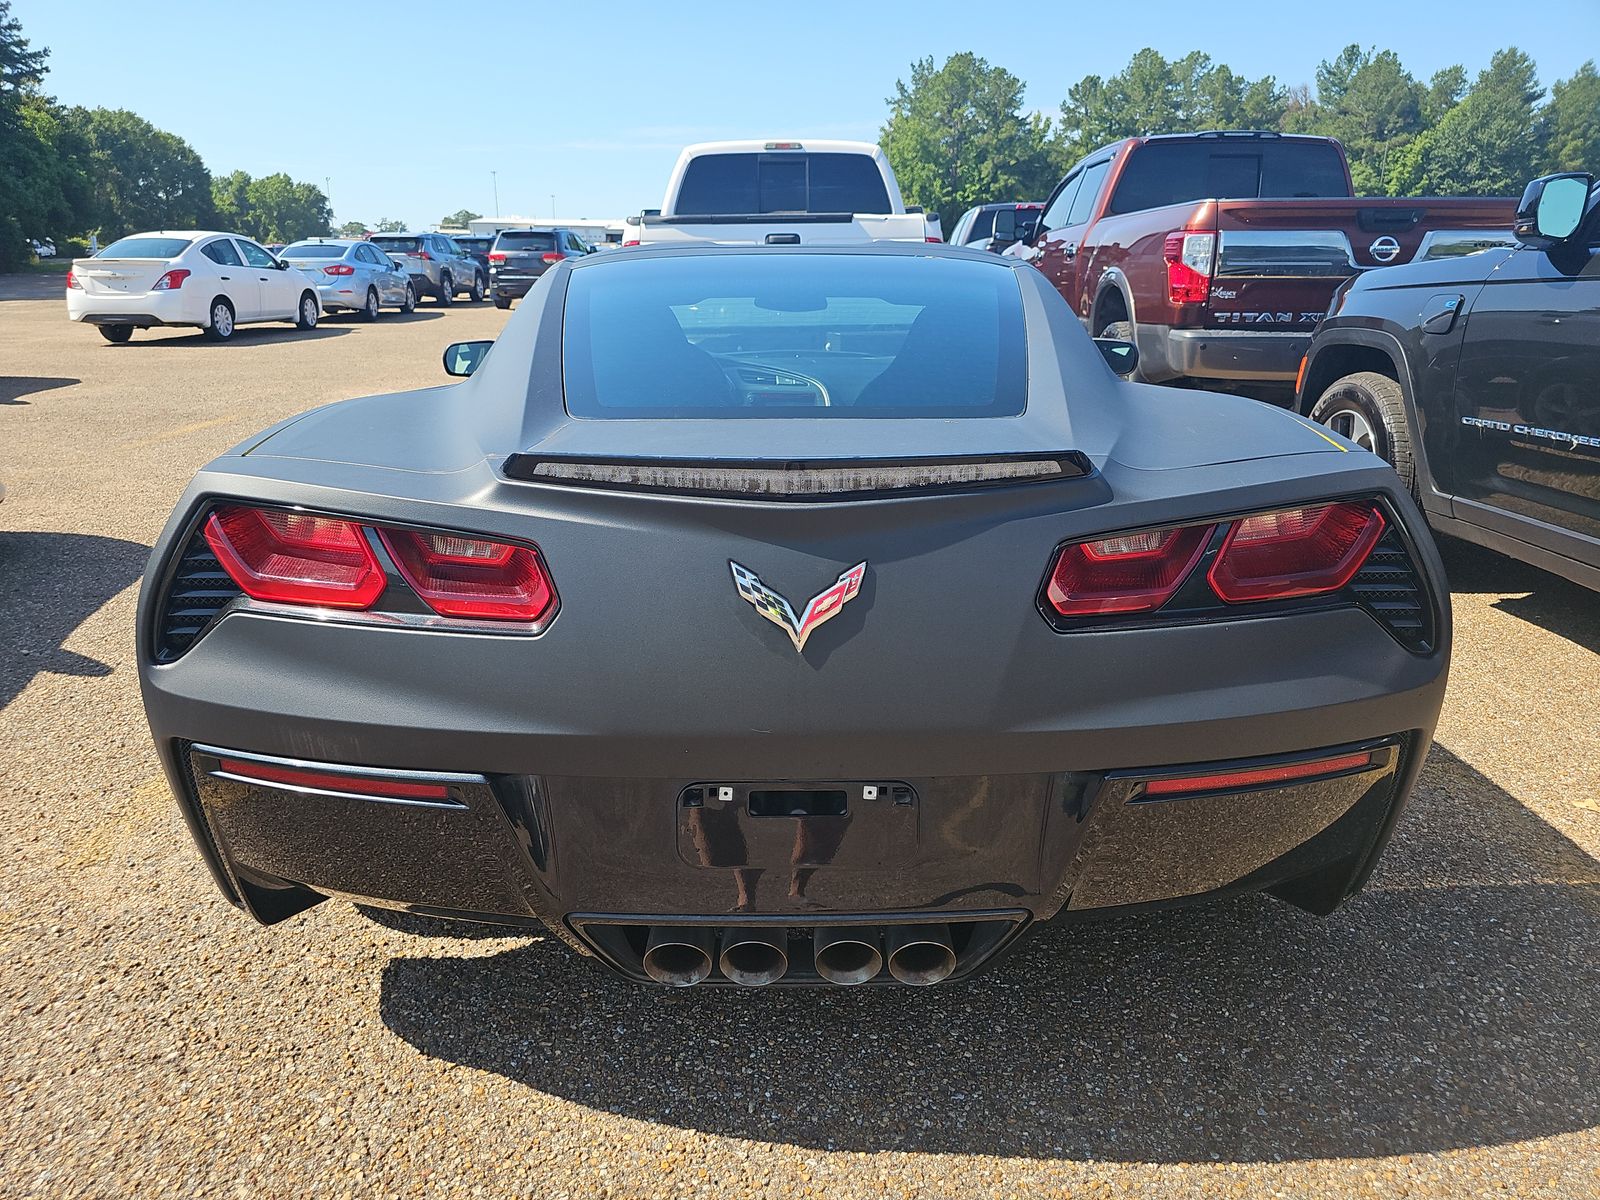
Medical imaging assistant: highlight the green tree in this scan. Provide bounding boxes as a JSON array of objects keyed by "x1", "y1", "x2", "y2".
[
  {"x1": 336, "y1": 219, "x2": 369, "y2": 237},
  {"x1": 211, "y1": 168, "x2": 252, "y2": 233},
  {"x1": 441, "y1": 208, "x2": 481, "y2": 228},
  {"x1": 1389, "y1": 49, "x2": 1545, "y2": 195},
  {"x1": 242, "y1": 172, "x2": 330, "y2": 242},
  {"x1": 1300, "y1": 46, "x2": 1426, "y2": 194},
  {"x1": 67, "y1": 107, "x2": 213, "y2": 237},
  {"x1": 372, "y1": 217, "x2": 407, "y2": 232},
  {"x1": 0, "y1": 0, "x2": 46, "y2": 96},
  {"x1": 1543, "y1": 61, "x2": 1600, "y2": 173},
  {"x1": 881, "y1": 52, "x2": 1057, "y2": 223},
  {"x1": 1424, "y1": 65, "x2": 1468, "y2": 123}
]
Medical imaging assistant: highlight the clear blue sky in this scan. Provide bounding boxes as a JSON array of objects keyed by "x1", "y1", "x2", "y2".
[{"x1": 13, "y1": 0, "x2": 1599, "y2": 227}]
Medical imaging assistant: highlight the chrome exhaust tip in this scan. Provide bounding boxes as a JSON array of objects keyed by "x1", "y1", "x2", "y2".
[
  {"x1": 641, "y1": 926, "x2": 713, "y2": 987},
  {"x1": 814, "y1": 927, "x2": 884, "y2": 986},
  {"x1": 718, "y1": 927, "x2": 788, "y2": 986},
  {"x1": 886, "y1": 924, "x2": 956, "y2": 986}
]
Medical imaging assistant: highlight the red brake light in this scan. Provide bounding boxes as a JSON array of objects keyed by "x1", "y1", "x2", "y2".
[
  {"x1": 1163, "y1": 231, "x2": 1215, "y2": 304},
  {"x1": 925, "y1": 236, "x2": 942, "y2": 243},
  {"x1": 541, "y1": 252, "x2": 563, "y2": 263},
  {"x1": 216, "y1": 758, "x2": 452, "y2": 802},
  {"x1": 1142, "y1": 750, "x2": 1376, "y2": 798},
  {"x1": 204, "y1": 505, "x2": 386, "y2": 609},
  {"x1": 324, "y1": 263, "x2": 355, "y2": 275},
  {"x1": 1207, "y1": 502, "x2": 1385, "y2": 603},
  {"x1": 622, "y1": 239, "x2": 640, "y2": 248},
  {"x1": 488, "y1": 251, "x2": 506, "y2": 262},
  {"x1": 416, "y1": 249, "x2": 431, "y2": 260},
  {"x1": 1046, "y1": 524, "x2": 1213, "y2": 616},
  {"x1": 66, "y1": 268, "x2": 82, "y2": 290},
  {"x1": 379, "y1": 529, "x2": 556, "y2": 624},
  {"x1": 152, "y1": 268, "x2": 191, "y2": 291}
]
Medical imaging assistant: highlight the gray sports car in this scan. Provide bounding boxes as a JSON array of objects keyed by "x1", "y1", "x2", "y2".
[{"x1": 138, "y1": 244, "x2": 1450, "y2": 988}]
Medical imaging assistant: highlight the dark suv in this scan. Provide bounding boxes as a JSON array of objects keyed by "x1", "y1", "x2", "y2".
[
  {"x1": 488, "y1": 228, "x2": 592, "y2": 308},
  {"x1": 1299, "y1": 171, "x2": 1599, "y2": 590}
]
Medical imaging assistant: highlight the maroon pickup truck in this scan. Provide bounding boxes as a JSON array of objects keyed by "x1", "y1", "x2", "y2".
[{"x1": 1006, "y1": 130, "x2": 1517, "y2": 395}]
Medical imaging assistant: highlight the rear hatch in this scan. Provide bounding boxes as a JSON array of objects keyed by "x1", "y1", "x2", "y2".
[
  {"x1": 491, "y1": 231, "x2": 561, "y2": 276},
  {"x1": 1203, "y1": 196, "x2": 1517, "y2": 331}
]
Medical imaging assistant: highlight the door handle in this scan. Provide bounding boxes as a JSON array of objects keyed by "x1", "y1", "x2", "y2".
[
  {"x1": 1063, "y1": 242, "x2": 1078, "y2": 259},
  {"x1": 219, "y1": 275, "x2": 230, "y2": 280}
]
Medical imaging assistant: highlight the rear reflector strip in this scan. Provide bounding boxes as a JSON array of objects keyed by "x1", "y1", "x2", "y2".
[
  {"x1": 215, "y1": 757, "x2": 454, "y2": 803},
  {"x1": 1139, "y1": 750, "x2": 1376, "y2": 799}
]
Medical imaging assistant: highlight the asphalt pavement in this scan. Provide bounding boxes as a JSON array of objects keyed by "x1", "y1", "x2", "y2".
[{"x1": 1, "y1": 280, "x2": 1597, "y2": 1198}]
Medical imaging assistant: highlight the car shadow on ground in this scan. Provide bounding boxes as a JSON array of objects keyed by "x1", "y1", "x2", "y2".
[
  {"x1": 377, "y1": 745, "x2": 1600, "y2": 1162},
  {"x1": 1440, "y1": 536, "x2": 1600, "y2": 654},
  {"x1": 322, "y1": 310, "x2": 446, "y2": 324},
  {"x1": 112, "y1": 326, "x2": 355, "y2": 349},
  {"x1": 0, "y1": 376, "x2": 78, "y2": 405},
  {"x1": 0, "y1": 531, "x2": 149, "y2": 710}
]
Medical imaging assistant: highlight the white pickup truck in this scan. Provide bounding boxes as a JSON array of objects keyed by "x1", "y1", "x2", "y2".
[{"x1": 622, "y1": 140, "x2": 939, "y2": 247}]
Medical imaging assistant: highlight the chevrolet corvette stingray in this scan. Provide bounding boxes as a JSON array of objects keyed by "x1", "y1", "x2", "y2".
[{"x1": 138, "y1": 244, "x2": 1450, "y2": 987}]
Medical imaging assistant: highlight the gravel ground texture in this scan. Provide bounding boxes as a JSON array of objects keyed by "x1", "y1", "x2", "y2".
[{"x1": 2, "y1": 282, "x2": 1597, "y2": 1199}]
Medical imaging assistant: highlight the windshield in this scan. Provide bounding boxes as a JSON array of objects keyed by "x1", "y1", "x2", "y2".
[
  {"x1": 96, "y1": 236, "x2": 194, "y2": 259},
  {"x1": 674, "y1": 152, "x2": 893, "y2": 215},
  {"x1": 1109, "y1": 140, "x2": 1349, "y2": 213},
  {"x1": 281, "y1": 243, "x2": 346, "y2": 257},
  {"x1": 562, "y1": 254, "x2": 1026, "y2": 419}
]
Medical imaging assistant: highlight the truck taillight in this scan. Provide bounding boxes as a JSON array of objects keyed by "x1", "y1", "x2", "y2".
[{"x1": 1163, "y1": 231, "x2": 1215, "y2": 304}]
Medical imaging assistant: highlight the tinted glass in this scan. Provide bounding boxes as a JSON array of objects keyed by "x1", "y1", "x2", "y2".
[
  {"x1": 455, "y1": 237, "x2": 493, "y2": 252},
  {"x1": 282, "y1": 243, "x2": 346, "y2": 257},
  {"x1": 496, "y1": 231, "x2": 557, "y2": 250},
  {"x1": 200, "y1": 239, "x2": 242, "y2": 266},
  {"x1": 1066, "y1": 160, "x2": 1111, "y2": 225},
  {"x1": 674, "y1": 153, "x2": 892, "y2": 215},
  {"x1": 967, "y1": 210, "x2": 995, "y2": 242},
  {"x1": 1109, "y1": 140, "x2": 1349, "y2": 213},
  {"x1": 1040, "y1": 174, "x2": 1081, "y2": 231},
  {"x1": 562, "y1": 254, "x2": 1027, "y2": 419},
  {"x1": 370, "y1": 236, "x2": 420, "y2": 253},
  {"x1": 97, "y1": 236, "x2": 194, "y2": 259}
]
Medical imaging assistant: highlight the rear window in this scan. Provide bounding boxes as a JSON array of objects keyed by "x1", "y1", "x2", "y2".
[
  {"x1": 370, "y1": 236, "x2": 420, "y2": 252},
  {"x1": 1108, "y1": 140, "x2": 1350, "y2": 214},
  {"x1": 282, "y1": 243, "x2": 345, "y2": 257},
  {"x1": 674, "y1": 152, "x2": 893, "y2": 216},
  {"x1": 561, "y1": 254, "x2": 1026, "y2": 419},
  {"x1": 495, "y1": 231, "x2": 557, "y2": 250},
  {"x1": 455, "y1": 237, "x2": 492, "y2": 251},
  {"x1": 97, "y1": 236, "x2": 193, "y2": 259}
]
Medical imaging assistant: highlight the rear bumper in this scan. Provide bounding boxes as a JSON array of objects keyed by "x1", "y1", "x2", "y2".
[
  {"x1": 490, "y1": 272, "x2": 542, "y2": 298},
  {"x1": 313, "y1": 280, "x2": 364, "y2": 310},
  {"x1": 1163, "y1": 328, "x2": 1313, "y2": 383},
  {"x1": 67, "y1": 288, "x2": 202, "y2": 327}
]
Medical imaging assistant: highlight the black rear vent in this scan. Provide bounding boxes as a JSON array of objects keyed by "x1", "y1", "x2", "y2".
[
  {"x1": 156, "y1": 528, "x2": 240, "y2": 662},
  {"x1": 1349, "y1": 529, "x2": 1434, "y2": 654}
]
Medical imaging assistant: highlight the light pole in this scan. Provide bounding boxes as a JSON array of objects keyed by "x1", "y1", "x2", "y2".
[
  {"x1": 491, "y1": 172, "x2": 500, "y2": 217},
  {"x1": 550, "y1": 193, "x2": 556, "y2": 219}
]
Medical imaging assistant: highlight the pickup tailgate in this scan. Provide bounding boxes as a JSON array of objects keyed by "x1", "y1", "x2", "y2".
[
  {"x1": 636, "y1": 213, "x2": 929, "y2": 247},
  {"x1": 1205, "y1": 195, "x2": 1516, "y2": 330}
]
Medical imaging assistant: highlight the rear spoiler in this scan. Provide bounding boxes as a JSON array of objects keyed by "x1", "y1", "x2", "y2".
[{"x1": 502, "y1": 451, "x2": 1093, "y2": 501}]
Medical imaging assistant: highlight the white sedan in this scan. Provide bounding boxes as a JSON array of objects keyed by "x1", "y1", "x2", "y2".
[{"x1": 66, "y1": 231, "x2": 323, "y2": 343}]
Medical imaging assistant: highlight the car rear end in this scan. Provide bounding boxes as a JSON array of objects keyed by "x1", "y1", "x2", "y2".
[
  {"x1": 66, "y1": 235, "x2": 206, "y2": 329},
  {"x1": 369, "y1": 234, "x2": 440, "y2": 296},
  {"x1": 281, "y1": 241, "x2": 362, "y2": 312},
  {"x1": 488, "y1": 230, "x2": 565, "y2": 301},
  {"x1": 138, "y1": 249, "x2": 1450, "y2": 987}
]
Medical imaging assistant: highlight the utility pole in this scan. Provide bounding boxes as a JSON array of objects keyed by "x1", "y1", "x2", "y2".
[
  {"x1": 550, "y1": 193, "x2": 556, "y2": 219},
  {"x1": 492, "y1": 172, "x2": 500, "y2": 217}
]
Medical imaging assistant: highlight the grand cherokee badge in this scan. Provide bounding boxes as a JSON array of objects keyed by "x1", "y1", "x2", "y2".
[{"x1": 730, "y1": 560, "x2": 867, "y2": 652}]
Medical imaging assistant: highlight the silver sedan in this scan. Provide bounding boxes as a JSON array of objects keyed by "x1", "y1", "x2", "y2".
[{"x1": 278, "y1": 239, "x2": 417, "y2": 319}]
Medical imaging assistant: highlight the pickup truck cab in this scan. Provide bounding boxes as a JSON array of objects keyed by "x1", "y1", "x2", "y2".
[
  {"x1": 623, "y1": 140, "x2": 937, "y2": 247},
  {"x1": 1299, "y1": 172, "x2": 1600, "y2": 591},
  {"x1": 1007, "y1": 130, "x2": 1517, "y2": 395}
]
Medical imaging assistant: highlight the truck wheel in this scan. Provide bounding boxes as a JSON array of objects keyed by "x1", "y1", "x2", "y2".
[{"x1": 1310, "y1": 371, "x2": 1415, "y2": 492}]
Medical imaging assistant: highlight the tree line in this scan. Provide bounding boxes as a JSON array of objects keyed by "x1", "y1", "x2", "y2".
[
  {"x1": 883, "y1": 46, "x2": 1600, "y2": 224},
  {"x1": 0, "y1": 2, "x2": 333, "y2": 269}
]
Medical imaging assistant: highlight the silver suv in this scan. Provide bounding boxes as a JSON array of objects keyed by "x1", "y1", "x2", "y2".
[{"x1": 368, "y1": 232, "x2": 485, "y2": 305}]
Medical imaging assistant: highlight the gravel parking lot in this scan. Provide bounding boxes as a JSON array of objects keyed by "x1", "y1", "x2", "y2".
[{"x1": 2, "y1": 282, "x2": 1597, "y2": 1198}]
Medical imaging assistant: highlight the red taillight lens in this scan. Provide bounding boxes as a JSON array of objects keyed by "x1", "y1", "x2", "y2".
[
  {"x1": 379, "y1": 529, "x2": 556, "y2": 623},
  {"x1": 925, "y1": 236, "x2": 942, "y2": 243},
  {"x1": 1141, "y1": 750, "x2": 1376, "y2": 798},
  {"x1": 1207, "y1": 502, "x2": 1385, "y2": 603},
  {"x1": 541, "y1": 252, "x2": 563, "y2": 263},
  {"x1": 487, "y1": 252, "x2": 506, "y2": 262},
  {"x1": 216, "y1": 758, "x2": 453, "y2": 802},
  {"x1": 621, "y1": 239, "x2": 640, "y2": 248},
  {"x1": 152, "y1": 268, "x2": 191, "y2": 291},
  {"x1": 66, "y1": 268, "x2": 82, "y2": 290},
  {"x1": 204, "y1": 505, "x2": 386, "y2": 609},
  {"x1": 417, "y1": 250, "x2": 431, "y2": 260},
  {"x1": 1046, "y1": 524, "x2": 1213, "y2": 616},
  {"x1": 323, "y1": 263, "x2": 355, "y2": 275},
  {"x1": 1163, "y1": 231, "x2": 1214, "y2": 304}
]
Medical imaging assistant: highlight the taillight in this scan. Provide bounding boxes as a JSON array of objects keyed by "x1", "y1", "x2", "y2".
[
  {"x1": 417, "y1": 250, "x2": 431, "y2": 260},
  {"x1": 1163, "y1": 231, "x2": 1215, "y2": 304},
  {"x1": 379, "y1": 529, "x2": 556, "y2": 624},
  {"x1": 541, "y1": 252, "x2": 564, "y2": 263},
  {"x1": 621, "y1": 239, "x2": 641, "y2": 248},
  {"x1": 66, "y1": 268, "x2": 82, "y2": 290},
  {"x1": 925, "y1": 236, "x2": 942, "y2": 243},
  {"x1": 1208, "y1": 502, "x2": 1385, "y2": 603},
  {"x1": 324, "y1": 263, "x2": 355, "y2": 275},
  {"x1": 216, "y1": 758, "x2": 453, "y2": 802},
  {"x1": 1141, "y1": 749, "x2": 1376, "y2": 798},
  {"x1": 488, "y1": 252, "x2": 506, "y2": 263},
  {"x1": 1046, "y1": 524, "x2": 1213, "y2": 616},
  {"x1": 204, "y1": 505, "x2": 386, "y2": 609},
  {"x1": 152, "y1": 268, "x2": 191, "y2": 291}
]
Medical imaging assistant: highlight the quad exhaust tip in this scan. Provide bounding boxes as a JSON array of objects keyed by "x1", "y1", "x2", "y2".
[
  {"x1": 886, "y1": 924, "x2": 956, "y2": 986},
  {"x1": 814, "y1": 927, "x2": 884, "y2": 986},
  {"x1": 718, "y1": 927, "x2": 789, "y2": 987},
  {"x1": 642, "y1": 926, "x2": 714, "y2": 987}
]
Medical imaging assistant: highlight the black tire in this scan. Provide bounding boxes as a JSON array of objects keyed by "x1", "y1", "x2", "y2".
[
  {"x1": 468, "y1": 272, "x2": 484, "y2": 303},
  {"x1": 98, "y1": 324, "x2": 134, "y2": 344},
  {"x1": 493, "y1": 294, "x2": 512, "y2": 310},
  {"x1": 437, "y1": 274, "x2": 453, "y2": 306},
  {"x1": 204, "y1": 297, "x2": 236, "y2": 341},
  {"x1": 1309, "y1": 370, "x2": 1415, "y2": 492},
  {"x1": 294, "y1": 292, "x2": 319, "y2": 331},
  {"x1": 360, "y1": 287, "x2": 380, "y2": 321},
  {"x1": 401, "y1": 283, "x2": 417, "y2": 314}
]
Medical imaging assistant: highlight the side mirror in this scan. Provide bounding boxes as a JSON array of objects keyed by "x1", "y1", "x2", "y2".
[
  {"x1": 1094, "y1": 337, "x2": 1139, "y2": 378},
  {"x1": 1514, "y1": 173, "x2": 1592, "y2": 247},
  {"x1": 443, "y1": 340, "x2": 493, "y2": 377},
  {"x1": 991, "y1": 209, "x2": 1017, "y2": 243},
  {"x1": 274, "y1": 259, "x2": 289, "y2": 269}
]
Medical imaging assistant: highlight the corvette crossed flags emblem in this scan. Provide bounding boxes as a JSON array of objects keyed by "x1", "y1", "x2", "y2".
[{"x1": 730, "y1": 560, "x2": 868, "y2": 653}]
